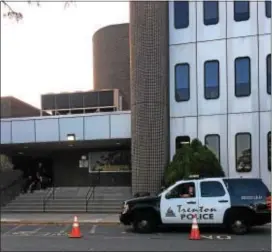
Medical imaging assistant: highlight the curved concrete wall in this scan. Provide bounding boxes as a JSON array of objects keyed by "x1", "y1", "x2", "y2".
[
  {"x1": 130, "y1": 2, "x2": 169, "y2": 194},
  {"x1": 92, "y1": 24, "x2": 130, "y2": 110}
]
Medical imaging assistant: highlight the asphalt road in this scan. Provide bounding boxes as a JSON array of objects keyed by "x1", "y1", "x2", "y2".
[{"x1": 1, "y1": 223, "x2": 271, "y2": 251}]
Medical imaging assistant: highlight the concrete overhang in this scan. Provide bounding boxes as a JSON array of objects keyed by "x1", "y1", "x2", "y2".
[{"x1": 0, "y1": 139, "x2": 130, "y2": 156}]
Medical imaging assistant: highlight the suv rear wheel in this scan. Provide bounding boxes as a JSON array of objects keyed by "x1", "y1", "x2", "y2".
[
  {"x1": 227, "y1": 213, "x2": 251, "y2": 235},
  {"x1": 132, "y1": 210, "x2": 157, "y2": 233}
]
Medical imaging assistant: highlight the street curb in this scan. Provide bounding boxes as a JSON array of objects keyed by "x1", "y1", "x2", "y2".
[{"x1": 1, "y1": 220, "x2": 121, "y2": 226}]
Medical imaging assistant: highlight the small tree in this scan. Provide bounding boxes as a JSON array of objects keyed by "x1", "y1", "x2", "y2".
[
  {"x1": 164, "y1": 138, "x2": 225, "y2": 186},
  {"x1": 0, "y1": 154, "x2": 14, "y2": 173}
]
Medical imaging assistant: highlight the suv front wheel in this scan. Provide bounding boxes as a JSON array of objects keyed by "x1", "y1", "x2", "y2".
[{"x1": 132, "y1": 211, "x2": 157, "y2": 233}]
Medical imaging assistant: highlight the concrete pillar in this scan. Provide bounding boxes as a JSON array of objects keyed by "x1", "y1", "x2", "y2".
[{"x1": 130, "y1": 1, "x2": 169, "y2": 195}]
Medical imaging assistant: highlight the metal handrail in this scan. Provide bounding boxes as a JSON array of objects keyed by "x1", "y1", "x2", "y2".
[
  {"x1": 85, "y1": 171, "x2": 101, "y2": 211},
  {"x1": 43, "y1": 186, "x2": 55, "y2": 212},
  {"x1": 85, "y1": 186, "x2": 95, "y2": 212}
]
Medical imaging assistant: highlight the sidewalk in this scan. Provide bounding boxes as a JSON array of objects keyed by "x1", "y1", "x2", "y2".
[{"x1": 0, "y1": 213, "x2": 120, "y2": 225}]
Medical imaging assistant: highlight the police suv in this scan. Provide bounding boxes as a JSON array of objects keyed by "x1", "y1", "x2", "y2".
[{"x1": 120, "y1": 177, "x2": 271, "y2": 235}]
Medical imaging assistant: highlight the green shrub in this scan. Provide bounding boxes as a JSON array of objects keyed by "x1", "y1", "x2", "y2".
[
  {"x1": 164, "y1": 138, "x2": 225, "y2": 186},
  {"x1": 0, "y1": 154, "x2": 14, "y2": 173}
]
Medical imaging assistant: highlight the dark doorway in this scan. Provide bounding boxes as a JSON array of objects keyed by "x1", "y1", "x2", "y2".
[{"x1": 12, "y1": 155, "x2": 53, "y2": 185}]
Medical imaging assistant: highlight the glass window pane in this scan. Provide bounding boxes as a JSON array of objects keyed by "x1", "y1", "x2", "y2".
[
  {"x1": 234, "y1": 1, "x2": 250, "y2": 22},
  {"x1": 266, "y1": 0, "x2": 271, "y2": 18},
  {"x1": 203, "y1": 1, "x2": 219, "y2": 25},
  {"x1": 268, "y1": 132, "x2": 271, "y2": 172},
  {"x1": 174, "y1": 1, "x2": 189, "y2": 29},
  {"x1": 235, "y1": 57, "x2": 251, "y2": 97},
  {"x1": 204, "y1": 60, "x2": 220, "y2": 99},
  {"x1": 267, "y1": 54, "x2": 271, "y2": 95},
  {"x1": 176, "y1": 136, "x2": 190, "y2": 150},
  {"x1": 236, "y1": 133, "x2": 252, "y2": 172},
  {"x1": 175, "y1": 63, "x2": 190, "y2": 102},
  {"x1": 200, "y1": 181, "x2": 225, "y2": 197},
  {"x1": 205, "y1": 135, "x2": 220, "y2": 161}
]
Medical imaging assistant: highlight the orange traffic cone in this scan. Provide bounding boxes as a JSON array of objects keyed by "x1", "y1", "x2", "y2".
[
  {"x1": 189, "y1": 214, "x2": 201, "y2": 240},
  {"x1": 69, "y1": 216, "x2": 82, "y2": 238}
]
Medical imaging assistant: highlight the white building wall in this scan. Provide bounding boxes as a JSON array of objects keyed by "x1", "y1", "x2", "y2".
[{"x1": 169, "y1": 0, "x2": 271, "y2": 188}]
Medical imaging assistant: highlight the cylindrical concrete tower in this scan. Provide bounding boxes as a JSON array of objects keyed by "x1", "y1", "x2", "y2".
[
  {"x1": 130, "y1": 1, "x2": 169, "y2": 194},
  {"x1": 92, "y1": 23, "x2": 130, "y2": 110}
]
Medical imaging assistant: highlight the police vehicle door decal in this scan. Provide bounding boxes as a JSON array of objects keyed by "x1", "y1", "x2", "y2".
[{"x1": 160, "y1": 181, "x2": 199, "y2": 224}]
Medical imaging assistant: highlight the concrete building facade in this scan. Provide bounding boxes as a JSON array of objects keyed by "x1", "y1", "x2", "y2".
[
  {"x1": 0, "y1": 1, "x2": 271, "y2": 194},
  {"x1": 169, "y1": 1, "x2": 271, "y2": 189}
]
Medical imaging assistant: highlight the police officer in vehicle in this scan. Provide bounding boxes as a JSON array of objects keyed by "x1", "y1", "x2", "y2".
[{"x1": 180, "y1": 185, "x2": 195, "y2": 198}]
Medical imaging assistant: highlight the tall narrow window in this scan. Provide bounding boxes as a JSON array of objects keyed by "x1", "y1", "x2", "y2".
[
  {"x1": 235, "y1": 57, "x2": 251, "y2": 97},
  {"x1": 235, "y1": 133, "x2": 252, "y2": 172},
  {"x1": 176, "y1": 136, "x2": 190, "y2": 151},
  {"x1": 203, "y1": 1, "x2": 219, "y2": 25},
  {"x1": 175, "y1": 63, "x2": 190, "y2": 102},
  {"x1": 268, "y1": 132, "x2": 271, "y2": 172},
  {"x1": 267, "y1": 54, "x2": 271, "y2": 95},
  {"x1": 174, "y1": 1, "x2": 189, "y2": 29},
  {"x1": 234, "y1": 1, "x2": 250, "y2": 22},
  {"x1": 205, "y1": 134, "x2": 220, "y2": 161},
  {"x1": 204, "y1": 60, "x2": 220, "y2": 99},
  {"x1": 266, "y1": 0, "x2": 271, "y2": 18}
]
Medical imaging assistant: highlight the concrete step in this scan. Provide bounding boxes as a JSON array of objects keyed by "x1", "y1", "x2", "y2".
[
  {"x1": 1, "y1": 209, "x2": 45, "y2": 213},
  {"x1": 43, "y1": 209, "x2": 87, "y2": 213},
  {"x1": 2, "y1": 205, "x2": 44, "y2": 211},
  {"x1": 45, "y1": 206, "x2": 86, "y2": 210},
  {"x1": 87, "y1": 209, "x2": 120, "y2": 214},
  {"x1": 46, "y1": 198, "x2": 86, "y2": 201},
  {"x1": 45, "y1": 202, "x2": 121, "y2": 206},
  {"x1": 2, "y1": 186, "x2": 132, "y2": 213},
  {"x1": 45, "y1": 202, "x2": 86, "y2": 206},
  {"x1": 91, "y1": 199, "x2": 125, "y2": 203},
  {"x1": 6, "y1": 202, "x2": 44, "y2": 207},
  {"x1": 14, "y1": 197, "x2": 46, "y2": 201}
]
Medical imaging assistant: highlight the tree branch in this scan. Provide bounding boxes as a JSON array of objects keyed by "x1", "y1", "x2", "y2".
[
  {"x1": 1, "y1": 1, "x2": 75, "y2": 21},
  {"x1": 2, "y1": 1, "x2": 23, "y2": 22}
]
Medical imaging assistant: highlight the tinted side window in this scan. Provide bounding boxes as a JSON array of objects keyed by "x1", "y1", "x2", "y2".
[
  {"x1": 266, "y1": 0, "x2": 271, "y2": 18},
  {"x1": 234, "y1": 1, "x2": 250, "y2": 22},
  {"x1": 235, "y1": 133, "x2": 252, "y2": 172},
  {"x1": 200, "y1": 181, "x2": 225, "y2": 197},
  {"x1": 235, "y1": 57, "x2": 251, "y2": 97},
  {"x1": 204, "y1": 60, "x2": 220, "y2": 99},
  {"x1": 175, "y1": 63, "x2": 190, "y2": 102},
  {"x1": 268, "y1": 132, "x2": 271, "y2": 172},
  {"x1": 203, "y1": 1, "x2": 219, "y2": 25},
  {"x1": 267, "y1": 54, "x2": 271, "y2": 95},
  {"x1": 205, "y1": 134, "x2": 220, "y2": 161},
  {"x1": 174, "y1": 1, "x2": 189, "y2": 29},
  {"x1": 223, "y1": 179, "x2": 269, "y2": 197}
]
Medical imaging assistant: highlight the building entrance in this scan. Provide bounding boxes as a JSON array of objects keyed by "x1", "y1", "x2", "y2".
[{"x1": 12, "y1": 155, "x2": 53, "y2": 189}]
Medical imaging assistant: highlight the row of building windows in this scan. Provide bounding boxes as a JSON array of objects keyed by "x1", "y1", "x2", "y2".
[
  {"x1": 176, "y1": 132, "x2": 271, "y2": 172},
  {"x1": 174, "y1": 1, "x2": 271, "y2": 29},
  {"x1": 175, "y1": 54, "x2": 271, "y2": 102}
]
